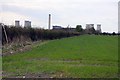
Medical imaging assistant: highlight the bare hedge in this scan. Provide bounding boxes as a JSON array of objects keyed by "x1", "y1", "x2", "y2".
[{"x1": 2, "y1": 25, "x2": 80, "y2": 45}]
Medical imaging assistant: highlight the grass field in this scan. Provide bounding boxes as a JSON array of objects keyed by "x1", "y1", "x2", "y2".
[{"x1": 3, "y1": 35, "x2": 118, "y2": 78}]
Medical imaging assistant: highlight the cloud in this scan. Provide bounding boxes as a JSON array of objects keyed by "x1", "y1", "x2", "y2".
[
  {"x1": 0, "y1": 0, "x2": 119, "y2": 32},
  {"x1": 1, "y1": 12, "x2": 29, "y2": 25}
]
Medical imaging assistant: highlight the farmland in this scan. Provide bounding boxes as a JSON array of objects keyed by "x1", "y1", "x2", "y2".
[{"x1": 2, "y1": 35, "x2": 118, "y2": 78}]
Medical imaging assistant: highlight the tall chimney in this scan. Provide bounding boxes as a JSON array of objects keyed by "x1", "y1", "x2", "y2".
[{"x1": 48, "y1": 14, "x2": 51, "y2": 30}]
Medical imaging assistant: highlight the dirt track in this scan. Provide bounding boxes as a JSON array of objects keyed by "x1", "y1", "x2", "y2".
[{"x1": 2, "y1": 40, "x2": 48, "y2": 56}]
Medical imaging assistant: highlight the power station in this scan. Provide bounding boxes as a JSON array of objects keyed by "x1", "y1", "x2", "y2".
[
  {"x1": 15, "y1": 20, "x2": 31, "y2": 28},
  {"x1": 97, "y1": 24, "x2": 101, "y2": 33},
  {"x1": 48, "y1": 14, "x2": 51, "y2": 30},
  {"x1": 24, "y1": 21, "x2": 31, "y2": 28},
  {"x1": 86, "y1": 24, "x2": 94, "y2": 29},
  {"x1": 15, "y1": 20, "x2": 20, "y2": 27}
]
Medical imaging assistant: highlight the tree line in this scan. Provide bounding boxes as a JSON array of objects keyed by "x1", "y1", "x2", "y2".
[
  {"x1": 2, "y1": 24, "x2": 119, "y2": 45},
  {"x1": 2, "y1": 25, "x2": 80, "y2": 45}
]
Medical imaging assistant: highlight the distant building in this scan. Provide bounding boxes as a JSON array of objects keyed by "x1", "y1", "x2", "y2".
[
  {"x1": 15, "y1": 20, "x2": 20, "y2": 27},
  {"x1": 86, "y1": 24, "x2": 94, "y2": 29},
  {"x1": 97, "y1": 24, "x2": 102, "y2": 33},
  {"x1": 53, "y1": 26, "x2": 62, "y2": 30},
  {"x1": 53, "y1": 25, "x2": 76, "y2": 32},
  {"x1": 62, "y1": 28, "x2": 76, "y2": 32},
  {"x1": 85, "y1": 24, "x2": 95, "y2": 34},
  {"x1": 24, "y1": 21, "x2": 31, "y2": 28},
  {"x1": 48, "y1": 14, "x2": 51, "y2": 30}
]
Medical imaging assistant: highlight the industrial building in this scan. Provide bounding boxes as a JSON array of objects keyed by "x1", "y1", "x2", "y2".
[
  {"x1": 15, "y1": 20, "x2": 20, "y2": 27},
  {"x1": 53, "y1": 26, "x2": 62, "y2": 30},
  {"x1": 97, "y1": 24, "x2": 102, "y2": 33},
  {"x1": 48, "y1": 14, "x2": 51, "y2": 30},
  {"x1": 52, "y1": 25, "x2": 76, "y2": 32},
  {"x1": 24, "y1": 21, "x2": 31, "y2": 28},
  {"x1": 86, "y1": 24, "x2": 94, "y2": 29}
]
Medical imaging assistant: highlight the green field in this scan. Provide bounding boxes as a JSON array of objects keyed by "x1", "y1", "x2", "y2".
[{"x1": 3, "y1": 35, "x2": 118, "y2": 78}]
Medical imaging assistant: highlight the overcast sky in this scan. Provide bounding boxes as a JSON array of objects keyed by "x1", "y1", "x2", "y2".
[{"x1": 0, "y1": 0, "x2": 119, "y2": 32}]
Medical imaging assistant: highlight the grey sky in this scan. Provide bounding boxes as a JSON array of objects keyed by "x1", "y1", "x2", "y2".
[{"x1": 0, "y1": 0, "x2": 119, "y2": 32}]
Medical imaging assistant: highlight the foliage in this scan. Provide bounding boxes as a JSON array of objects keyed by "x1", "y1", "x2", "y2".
[
  {"x1": 75, "y1": 25, "x2": 83, "y2": 32},
  {"x1": 2, "y1": 25, "x2": 80, "y2": 45}
]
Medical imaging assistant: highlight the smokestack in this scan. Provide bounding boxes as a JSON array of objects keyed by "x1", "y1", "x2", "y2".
[{"x1": 48, "y1": 14, "x2": 51, "y2": 30}]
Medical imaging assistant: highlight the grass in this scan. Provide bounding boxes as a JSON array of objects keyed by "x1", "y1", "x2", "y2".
[
  {"x1": 3, "y1": 35, "x2": 118, "y2": 78},
  {"x1": 0, "y1": 49, "x2": 2, "y2": 79}
]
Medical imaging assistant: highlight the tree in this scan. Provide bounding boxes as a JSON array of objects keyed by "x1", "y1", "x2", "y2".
[
  {"x1": 76, "y1": 25, "x2": 83, "y2": 32},
  {"x1": 112, "y1": 32, "x2": 116, "y2": 35}
]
